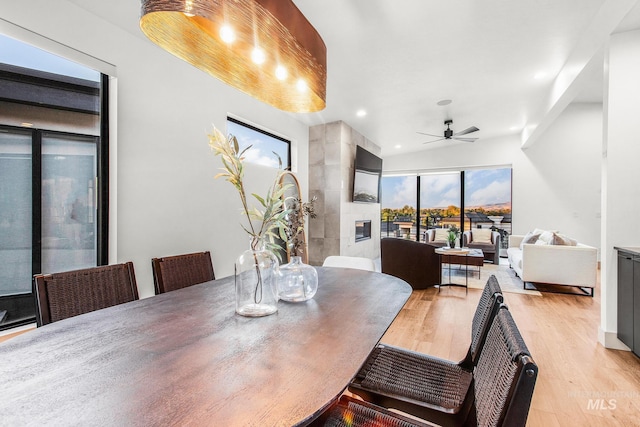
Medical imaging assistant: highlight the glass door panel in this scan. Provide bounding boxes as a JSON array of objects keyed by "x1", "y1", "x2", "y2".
[
  {"x1": 420, "y1": 173, "x2": 461, "y2": 239},
  {"x1": 380, "y1": 175, "x2": 417, "y2": 239},
  {"x1": 463, "y1": 168, "x2": 512, "y2": 253},
  {"x1": 41, "y1": 134, "x2": 97, "y2": 274},
  {"x1": 0, "y1": 130, "x2": 32, "y2": 296}
]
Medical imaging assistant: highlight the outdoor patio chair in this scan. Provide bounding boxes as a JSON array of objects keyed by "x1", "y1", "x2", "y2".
[
  {"x1": 348, "y1": 275, "x2": 504, "y2": 424},
  {"x1": 152, "y1": 251, "x2": 215, "y2": 294},
  {"x1": 33, "y1": 262, "x2": 139, "y2": 327}
]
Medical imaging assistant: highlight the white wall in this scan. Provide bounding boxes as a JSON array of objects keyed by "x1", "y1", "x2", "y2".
[
  {"x1": 384, "y1": 102, "x2": 603, "y2": 251},
  {"x1": 514, "y1": 103, "x2": 602, "y2": 249},
  {"x1": 600, "y1": 29, "x2": 640, "y2": 349},
  {"x1": 1, "y1": 1, "x2": 310, "y2": 298}
]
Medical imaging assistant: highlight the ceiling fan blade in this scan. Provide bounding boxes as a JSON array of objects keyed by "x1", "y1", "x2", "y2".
[
  {"x1": 416, "y1": 131, "x2": 442, "y2": 138},
  {"x1": 453, "y1": 137, "x2": 478, "y2": 143},
  {"x1": 422, "y1": 138, "x2": 446, "y2": 144},
  {"x1": 454, "y1": 126, "x2": 479, "y2": 136}
]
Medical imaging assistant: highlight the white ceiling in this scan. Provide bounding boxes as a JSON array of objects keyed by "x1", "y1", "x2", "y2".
[{"x1": 69, "y1": 0, "x2": 640, "y2": 156}]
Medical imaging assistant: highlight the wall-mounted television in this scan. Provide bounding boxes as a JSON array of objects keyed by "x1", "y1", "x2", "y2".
[{"x1": 353, "y1": 146, "x2": 383, "y2": 203}]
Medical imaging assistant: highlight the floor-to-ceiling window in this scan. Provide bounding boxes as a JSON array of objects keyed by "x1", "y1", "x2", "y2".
[
  {"x1": 463, "y1": 168, "x2": 512, "y2": 254},
  {"x1": 380, "y1": 167, "x2": 512, "y2": 251},
  {"x1": 420, "y1": 172, "x2": 462, "y2": 235},
  {"x1": 380, "y1": 175, "x2": 417, "y2": 239},
  {"x1": 0, "y1": 34, "x2": 108, "y2": 330}
]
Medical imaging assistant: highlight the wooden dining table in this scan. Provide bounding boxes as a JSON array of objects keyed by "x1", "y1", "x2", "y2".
[{"x1": 0, "y1": 266, "x2": 411, "y2": 426}]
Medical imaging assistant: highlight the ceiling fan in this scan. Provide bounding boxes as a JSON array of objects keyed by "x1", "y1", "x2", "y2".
[{"x1": 418, "y1": 119, "x2": 479, "y2": 144}]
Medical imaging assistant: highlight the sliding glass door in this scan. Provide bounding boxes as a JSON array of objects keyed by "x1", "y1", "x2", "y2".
[
  {"x1": 420, "y1": 172, "x2": 461, "y2": 232},
  {"x1": 0, "y1": 127, "x2": 102, "y2": 329},
  {"x1": 41, "y1": 133, "x2": 98, "y2": 274},
  {"x1": 380, "y1": 175, "x2": 417, "y2": 239},
  {"x1": 380, "y1": 167, "x2": 512, "y2": 249},
  {"x1": 0, "y1": 34, "x2": 109, "y2": 330},
  {"x1": 0, "y1": 130, "x2": 32, "y2": 298},
  {"x1": 463, "y1": 168, "x2": 512, "y2": 253}
]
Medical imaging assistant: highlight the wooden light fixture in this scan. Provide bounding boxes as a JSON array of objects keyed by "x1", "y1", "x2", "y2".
[{"x1": 140, "y1": 0, "x2": 327, "y2": 113}]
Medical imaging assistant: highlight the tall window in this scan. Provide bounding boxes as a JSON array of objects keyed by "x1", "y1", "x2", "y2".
[
  {"x1": 226, "y1": 116, "x2": 291, "y2": 169},
  {"x1": 380, "y1": 175, "x2": 417, "y2": 239},
  {"x1": 464, "y1": 168, "x2": 512, "y2": 250},
  {"x1": 420, "y1": 172, "x2": 461, "y2": 232},
  {"x1": 0, "y1": 35, "x2": 108, "y2": 330},
  {"x1": 380, "y1": 167, "x2": 512, "y2": 248}
]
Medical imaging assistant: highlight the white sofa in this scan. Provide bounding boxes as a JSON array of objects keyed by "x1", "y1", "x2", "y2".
[{"x1": 507, "y1": 234, "x2": 598, "y2": 295}]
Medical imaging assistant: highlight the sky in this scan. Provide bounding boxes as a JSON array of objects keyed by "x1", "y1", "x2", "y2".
[
  {"x1": 381, "y1": 168, "x2": 512, "y2": 209},
  {"x1": 226, "y1": 120, "x2": 290, "y2": 169},
  {"x1": 0, "y1": 34, "x2": 100, "y2": 82}
]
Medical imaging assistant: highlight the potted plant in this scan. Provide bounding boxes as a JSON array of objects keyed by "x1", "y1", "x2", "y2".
[
  {"x1": 208, "y1": 126, "x2": 291, "y2": 317},
  {"x1": 279, "y1": 195, "x2": 319, "y2": 302},
  {"x1": 447, "y1": 225, "x2": 460, "y2": 249}
]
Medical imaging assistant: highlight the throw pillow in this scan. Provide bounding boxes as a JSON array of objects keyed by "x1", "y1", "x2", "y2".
[
  {"x1": 519, "y1": 231, "x2": 541, "y2": 250},
  {"x1": 472, "y1": 228, "x2": 493, "y2": 244},
  {"x1": 550, "y1": 232, "x2": 578, "y2": 246},
  {"x1": 537, "y1": 230, "x2": 555, "y2": 245},
  {"x1": 433, "y1": 228, "x2": 449, "y2": 242}
]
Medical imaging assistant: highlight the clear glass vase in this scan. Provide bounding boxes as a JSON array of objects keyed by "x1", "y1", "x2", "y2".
[
  {"x1": 278, "y1": 256, "x2": 318, "y2": 302},
  {"x1": 235, "y1": 238, "x2": 279, "y2": 317}
]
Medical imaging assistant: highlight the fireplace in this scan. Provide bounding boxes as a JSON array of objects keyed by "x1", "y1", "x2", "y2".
[{"x1": 355, "y1": 220, "x2": 372, "y2": 242}]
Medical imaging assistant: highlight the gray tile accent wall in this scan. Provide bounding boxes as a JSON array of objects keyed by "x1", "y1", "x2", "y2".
[{"x1": 308, "y1": 121, "x2": 381, "y2": 266}]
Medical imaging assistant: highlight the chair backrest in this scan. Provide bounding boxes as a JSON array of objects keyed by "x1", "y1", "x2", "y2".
[
  {"x1": 380, "y1": 237, "x2": 440, "y2": 289},
  {"x1": 151, "y1": 251, "x2": 215, "y2": 294},
  {"x1": 322, "y1": 255, "x2": 376, "y2": 272},
  {"x1": 463, "y1": 229, "x2": 501, "y2": 244},
  {"x1": 34, "y1": 262, "x2": 139, "y2": 327},
  {"x1": 471, "y1": 307, "x2": 538, "y2": 427},
  {"x1": 465, "y1": 275, "x2": 504, "y2": 366}
]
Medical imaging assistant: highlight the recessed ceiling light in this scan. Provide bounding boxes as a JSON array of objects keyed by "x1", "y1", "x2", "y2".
[
  {"x1": 356, "y1": 109, "x2": 367, "y2": 117},
  {"x1": 533, "y1": 72, "x2": 547, "y2": 80},
  {"x1": 436, "y1": 99, "x2": 452, "y2": 106},
  {"x1": 394, "y1": 144, "x2": 401, "y2": 149}
]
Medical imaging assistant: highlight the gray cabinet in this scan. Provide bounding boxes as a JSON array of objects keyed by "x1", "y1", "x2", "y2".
[{"x1": 616, "y1": 248, "x2": 640, "y2": 357}]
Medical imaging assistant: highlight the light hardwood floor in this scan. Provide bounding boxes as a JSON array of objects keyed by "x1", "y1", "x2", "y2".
[
  {"x1": 3, "y1": 272, "x2": 639, "y2": 426},
  {"x1": 0, "y1": 326, "x2": 33, "y2": 344},
  {"x1": 379, "y1": 275, "x2": 640, "y2": 426}
]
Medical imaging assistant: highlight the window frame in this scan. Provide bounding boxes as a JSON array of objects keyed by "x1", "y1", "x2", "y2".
[
  {"x1": 0, "y1": 77, "x2": 109, "y2": 332},
  {"x1": 226, "y1": 116, "x2": 292, "y2": 170},
  {"x1": 381, "y1": 167, "x2": 512, "y2": 243}
]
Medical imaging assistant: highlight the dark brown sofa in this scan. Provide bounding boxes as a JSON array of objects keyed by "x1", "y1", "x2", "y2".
[{"x1": 380, "y1": 238, "x2": 440, "y2": 290}]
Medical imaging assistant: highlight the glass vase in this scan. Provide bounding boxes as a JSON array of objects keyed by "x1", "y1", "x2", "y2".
[
  {"x1": 278, "y1": 256, "x2": 318, "y2": 302},
  {"x1": 235, "y1": 238, "x2": 279, "y2": 317}
]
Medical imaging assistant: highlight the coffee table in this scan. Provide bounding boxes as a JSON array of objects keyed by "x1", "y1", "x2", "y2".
[{"x1": 435, "y1": 247, "x2": 485, "y2": 292}]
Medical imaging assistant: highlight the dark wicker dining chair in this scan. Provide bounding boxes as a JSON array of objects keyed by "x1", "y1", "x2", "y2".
[
  {"x1": 151, "y1": 251, "x2": 215, "y2": 294},
  {"x1": 33, "y1": 262, "x2": 139, "y2": 327},
  {"x1": 309, "y1": 395, "x2": 432, "y2": 427},
  {"x1": 466, "y1": 307, "x2": 538, "y2": 427},
  {"x1": 348, "y1": 275, "x2": 504, "y2": 425}
]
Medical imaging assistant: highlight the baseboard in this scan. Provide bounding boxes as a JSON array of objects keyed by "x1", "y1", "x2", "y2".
[{"x1": 598, "y1": 327, "x2": 631, "y2": 350}]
